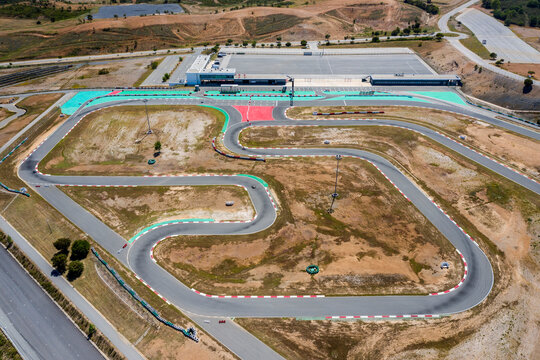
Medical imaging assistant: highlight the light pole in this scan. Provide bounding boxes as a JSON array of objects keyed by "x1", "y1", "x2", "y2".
[
  {"x1": 286, "y1": 75, "x2": 294, "y2": 106},
  {"x1": 143, "y1": 99, "x2": 152, "y2": 135},
  {"x1": 327, "y1": 154, "x2": 342, "y2": 214}
]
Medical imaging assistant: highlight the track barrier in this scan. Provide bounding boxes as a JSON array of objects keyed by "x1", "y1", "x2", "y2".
[
  {"x1": 313, "y1": 111, "x2": 384, "y2": 116},
  {"x1": 91, "y1": 247, "x2": 199, "y2": 343},
  {"x1": 212, "y1": 137, "x2": 265, "y2": 162},
  {"x1": 465, "y1": 100, "x2": 539, "y2": 127},
  {"x1": 0, "y1": 137, "x2": 30, "y2": 197}
]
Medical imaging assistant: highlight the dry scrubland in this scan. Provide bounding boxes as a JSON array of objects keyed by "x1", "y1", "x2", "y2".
[
  {"x1": 237, "y1": 109, "x2": 540, "y2": 359},
  {"x1": 0, "y1": 0, "x2": 434, "y2": 61},
  {"x1": 61, "y1": 186, "x2": 255, "y2": 240},
  {"x1": 0, "y1": 103, "x2": 235, "y2": 359},
  {"x1": 286, "y1": 106, "x2": 540, "y2": 180},
  {"x1": 43, "y1": 105, "x2": 462, "y2": 295},
  {"x1": 0, "y1": 57, "x2": 160, "y2": 95},
  {"x1": 2, "y1": 95, "x2": 539, "y2": 357}
]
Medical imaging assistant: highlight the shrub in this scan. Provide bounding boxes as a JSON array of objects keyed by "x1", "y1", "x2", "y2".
[
  {"x1": 150, "y1": 61, "x2": 158, "y2": 70},
  {"x1": 67, "y1": 261, "x2": 84, "y2": 281},
  {"x1": 98, "y1": 68, "x2": 109, "y2": 75},
  {"x1": 51, "y1": 253, "x2": 67, "y2": 274},
  {"x1": 70, "y1": 240, "x2": 90, "y2": 261},
  {"x1": 53, "y1": 238, "x2": 71, "y2": 254},
  {"x1": 154, "y1": 141, "x2": 162, "y2": 151}
]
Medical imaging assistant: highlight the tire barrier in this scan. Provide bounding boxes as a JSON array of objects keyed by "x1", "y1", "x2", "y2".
[
  {"x1": 313, "y1": 111, "x2": 385, "y2": 115},
  {"x1": 91, "y1": 247, "x2": 199, "y2": 343},
  {"x1": 0, "y1": 137, "x2": 27, "y2": 165},
  {"x1": 212, "y1": 137, "x2": 265, "y2": 162},
  {"x1": 465, "y1": 100, "x2": 539, "y2": 128},
  {"x1": 0, "y1": 137, "x2": 30, "y2": 197},
  {"x1": 306, "y1": 265, "x2": 319, "y2": 275}
]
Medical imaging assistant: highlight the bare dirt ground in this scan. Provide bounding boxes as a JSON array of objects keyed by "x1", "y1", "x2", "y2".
[
  {"x1": 61, "y1": 185, "x2": 255, "y2": 239},
  {"x1": 155, "y1": 157, "x2": 462, "y2": 296},
  {"x1": 510, "y1": 25, "x2": 540, "y2": 52},
  {"x1": 41, "y1": 105, "x2": 221, "y2": 175},
  {"x1": 235, "y1": 122, "x2": 540, "y2": 359},
  {"x1": 500, "y1": 63, "x2": 540, "y2": 79},
  {"x1": 286, "y1": 106, "x2": 540, "y2": 180},
  {"x1": 0, "y1": 0, "x2": 437, "y2": 61},
  {"x1": 0, "y1": 93, "x2": 62, "y2": 145},
  {"x1": 0, "y1": 107, "x2": 15, "y2": 122},
  {"x1": 0, "y1": 57, "x2": 159, "y2": 95}
]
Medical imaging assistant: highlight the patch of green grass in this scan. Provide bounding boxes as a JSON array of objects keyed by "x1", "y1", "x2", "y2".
[
  {"x1": 460, "y1": 35, "x2": 491, "y2": 60},
  {"x1": 486, "y1": 182, "x2": 510, "y2": 205},
  {"x1": 409, "y1": 258, "x2": 430, "y2": 275}
]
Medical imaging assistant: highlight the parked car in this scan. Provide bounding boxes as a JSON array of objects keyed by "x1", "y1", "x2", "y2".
[{"x1": 219, "y1": 320, "x2": 226, "y2": 324}]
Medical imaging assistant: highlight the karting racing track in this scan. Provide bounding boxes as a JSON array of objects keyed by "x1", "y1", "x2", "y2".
[{"x1": 17, "y1": 92, "x2": 540, "y2": 358}]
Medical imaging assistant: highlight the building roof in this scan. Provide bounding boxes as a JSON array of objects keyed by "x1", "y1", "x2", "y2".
[
  {"x1": 369, "y1": 74, "x2": 461, "y2": 80},
  {"x1": 187, "y1": 55, "x2": 210, "y2": 73}
]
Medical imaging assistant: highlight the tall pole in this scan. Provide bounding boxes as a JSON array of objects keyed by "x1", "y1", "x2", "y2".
[
  {"x1": 144, "y1": 99, "x2": 152, "y2": 134},
  {"x1": 327, "y1": 154, "x2": 342, "y2": 214}
]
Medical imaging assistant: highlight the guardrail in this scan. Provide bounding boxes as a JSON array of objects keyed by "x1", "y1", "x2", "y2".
[
  {"x1": 91, "y1": 247, "x2": 199, "y2": 342},
  {"x1": 465, "y1": 100, "x2": 539, "y2": 127}
]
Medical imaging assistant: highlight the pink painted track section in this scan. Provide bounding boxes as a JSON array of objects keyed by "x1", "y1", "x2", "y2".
[
  {"x1": 234, "y1": 106, "x2": 274, "y2": 122},
  {"x1": 108, "y1": 90, "x2": 122, "y2": 95}
]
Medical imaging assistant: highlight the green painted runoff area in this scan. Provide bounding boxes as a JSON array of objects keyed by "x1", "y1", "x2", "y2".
[
  {"x1": 61, "y1": 91, "x2": 197, "y2": 115},
  {"x1": 61, "y1": 91, "x2": 110, "y2": 115},
  {"x1": 129, "y1": 218, "x2": 215, "y2": 244},
  {"x1": 205, "y1": 90, "x2": 315, "y2": 95},
  {"x1": 327, "y1": 95, "x2": 430, "y2": 103},
  {"x1": 322, "y1": 91, "x2": 388, "y2": 95},
  {"x1": 409, "y1": 91, "x2": 466, "y2": 105},
  {"x1": 119, "y1": 90, "x2": 194, "y2": 95},
  {"x1": 205, "y1": 95, "x2": 322, "y2": 101}
]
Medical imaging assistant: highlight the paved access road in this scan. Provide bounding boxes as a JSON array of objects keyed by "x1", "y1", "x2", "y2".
[
  {"x1": 437, "y1": 0, "x2": 540, "y2": 85},
  {"x1": 0, "y1": 247, "x2": 103, "y2": 360},
  {"x1": 141, "y1": 55, "x2": 181, "y2": 86},
  {"x1": 457, "y1": 9, "x2": 540, "y2": 64},
  {"x1": 14, "y1": 91, "x2": 539, "y2": 358}
]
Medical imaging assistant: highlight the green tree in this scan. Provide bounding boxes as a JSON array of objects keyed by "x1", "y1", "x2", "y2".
[
  {"x1": 524, "y1": 78, "x2": 533, "y2": 87},
  {"x1": 435, "y1": 32, "x2": 444, "y2": 41},
  {"x1": 70, "y1": 240, "x2": 90, "y2": 261},
  {"x1": 371, "y1": 36, "x2": 380, "y2": 43},
  {"x1": 67, "y1": 261, "x2": 84, "y2": 281},
  {"x1": 87, "y1": 324, "x2": 96, "y2": 339},
  {"x1": 251, "y1": 40, "x2": 257, "y2": 47},
  {"x1": 162, "y1": 73, "x2": 170, "y2": 82},
  {"x1": 53, "y1": 238, "x2": 71, "y2": 254},
  {"x1": 285, "y1": 42, "x2": 291, "y2": 47},
  {"x1": 325, "y1": 34, "x2": 330, "y2": 40},
  {"x1": 51, "y1": 253, "x2": 67, "y2": 274},
  {"x1": 490, "y1": 52, "x2": 497, "y2": 60},
  {"x1": 154, "y1": 141, "x2": 162, "y2": 151},
  {"x1": 300, "y1": 40, "x2": 307, "y2": 46},
  {"x1": 150, "y1": 61, "x2": 158, "y2": 70}
]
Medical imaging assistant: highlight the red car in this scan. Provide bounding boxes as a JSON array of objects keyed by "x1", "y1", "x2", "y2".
[{"x1": 219, "y1": 320, "x2": 226, "y2": 324}]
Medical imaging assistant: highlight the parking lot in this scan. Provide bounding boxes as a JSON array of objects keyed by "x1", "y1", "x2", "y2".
[{"x1": 226, "y1": 54, "x2": 435, "y2": 76}]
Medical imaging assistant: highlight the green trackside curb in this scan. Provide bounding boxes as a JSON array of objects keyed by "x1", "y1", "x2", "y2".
[
  {"x1": 199, "y1": 105, "x2": 229, "y2": 133},
  {"x1": 237, "y1": 174, "x2": 269, "y2": 187},
  {"x1": 129, "y1": 218, "x2": 214, "y2": 244}
]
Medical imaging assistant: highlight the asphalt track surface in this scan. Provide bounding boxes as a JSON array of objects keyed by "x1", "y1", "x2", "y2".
[
  {"x1": 0, "y1": 248, "x2": 103, "y2": 360},
  {"x1": 16, "y1": 93, "x2": 540, "y2": 358}
]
